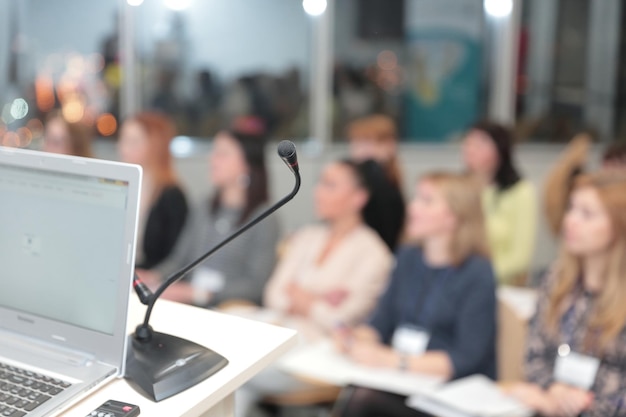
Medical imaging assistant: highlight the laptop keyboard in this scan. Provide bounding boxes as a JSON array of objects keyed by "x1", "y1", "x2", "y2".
[{"x1": 0, "y1": 362, "x2": 72, "y2": 417}]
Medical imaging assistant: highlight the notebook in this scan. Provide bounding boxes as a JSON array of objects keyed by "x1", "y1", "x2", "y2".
[
  {"x1": 0, "y1": 147, "x2": 141, "y2": 417},
  {"x1": 407, "y1": 375, "x2": 533, "y2": 417}
]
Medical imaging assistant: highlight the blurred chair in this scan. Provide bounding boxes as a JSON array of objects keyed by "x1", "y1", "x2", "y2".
[
  {"x1": 497, "y1": 286, "x2": 538, "y2": 382},
  {"x1": 260, "y1": 379, "x2": 341, "y2": 417}
]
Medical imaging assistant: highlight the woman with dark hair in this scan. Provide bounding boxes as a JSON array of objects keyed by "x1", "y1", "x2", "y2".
[
  {"x1": 347, "y1": 158, "x2": 405, "y2": 250},
  {"x1": 462, "y1": 121, "x2": 537, "y2": 285},
  {"x1": 118, "y1": 111, "x2": 188, "y2": 269},
  {"x1": 235, "y1": 159, "x2": 396, "y2": 417},
  {"x1": 264, "y1": 159, "x2": 396, "y2": 330},
  {"x1": 347, "y1": 114, "x2": 404, "y2": 189},
  {"x1": 138, "y1": 130, "x2": 279, "y2": 307}
]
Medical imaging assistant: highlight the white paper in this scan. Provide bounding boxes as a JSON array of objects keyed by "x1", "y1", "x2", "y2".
[
  {"x1": 497, "y1": 286, "x2": 538, "y2": 320},
  {"x1": 554, "y1": 351, "x2": 600, "y2": 390},
  {"x1": 407, "y1": 375, "x2": 533, "y2": 417},
  {"x1": 191, "y1": 267, "x2": 225, "y2": 293},
  {"x1": 392, "y1": 326, "x2": 430, "y2": 355},
  {"x1": 277, "y1": 340, "x2": 443, "y2": 396}
]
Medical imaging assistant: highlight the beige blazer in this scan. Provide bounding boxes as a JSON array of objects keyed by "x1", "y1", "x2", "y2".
[{"x1": 264, "y1": 224, "x2": 393, "y2": 332}]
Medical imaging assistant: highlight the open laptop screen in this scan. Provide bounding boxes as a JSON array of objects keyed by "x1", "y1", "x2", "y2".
[{"x1": 0, "y1": 164, "x2": 129, "y2": 335}]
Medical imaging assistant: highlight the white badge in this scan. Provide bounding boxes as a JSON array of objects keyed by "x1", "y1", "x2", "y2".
[
  {"x1": 553, "y1": 344, "x2": 600, "y2": 390},
  {"x1": 191, "y1": 267, "x2": 225, "y2": 293},
  {"x1": 391, "y1": 324, "x2": 431, "y2": 355}
]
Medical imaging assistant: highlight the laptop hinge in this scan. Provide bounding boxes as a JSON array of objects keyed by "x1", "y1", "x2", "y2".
[{"x1": 0, "y1": 328, "x2": 94, "y2": 367}]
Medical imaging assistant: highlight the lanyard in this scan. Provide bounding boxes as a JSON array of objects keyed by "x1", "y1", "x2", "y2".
[
  {"x1": 561, "y1": 303, "x2": 578, "y2": 348},
  {"x1": 560, "y1": 291, "x2": 598, "y2": 356},
  {"x1": 405, "y1": 265, "x2": 450, "y2": 327}
]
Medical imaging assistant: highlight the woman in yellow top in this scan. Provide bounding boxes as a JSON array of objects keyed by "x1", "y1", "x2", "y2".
[{"x1": 462, "y1": 121, "x2": 537, "y2": 285}]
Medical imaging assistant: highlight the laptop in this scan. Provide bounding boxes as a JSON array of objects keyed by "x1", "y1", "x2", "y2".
[{"x1": 0, "y1": 147, "x2": 142, "y2": 417}]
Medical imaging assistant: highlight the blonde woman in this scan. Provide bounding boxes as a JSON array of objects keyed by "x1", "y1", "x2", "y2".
[
  {"x1": 509, "y1": 172, "x2": 626, "y2": 417},
  {"x1": 334, "y1": 172, "x2": 497, "y2": 417}
]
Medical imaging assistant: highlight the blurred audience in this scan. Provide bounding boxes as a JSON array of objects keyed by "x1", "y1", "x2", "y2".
[
  {"x1": 333, "y1": 171, "x2": 497, "y2": 417},
  {"x1": 462, "y1": 121, "x2": 537, "y2": 285},
  {"x1": 118, "y1": 111, "x2": 188, "y2": 270},
  {"x1": 347, "y1": 114, "x2": 403, "y2": 188},
  {"x1": 601, "y1": 141, "x2": 626, "y2": 170},
  {"x1": 346, "y1": 114, "x2": 406, "y2": 249},
  {"x1": 42, "y1": 112, "x2": 94, "y2": 158},
  {"x1": 509, "y1": 171, "x2": 626, "y2": 417},
  {"x1": 265, "y1": 159, "x2": 396, "y2": 331},
  {"x1": 236, "y1": 160, "x2": 396, "y2": 417},
  {"x1": 543, "y1": 133, "x2": 592, "y2": 238},
  {"x1": 187, "y1": 69, "x2": 222, "y2": 136},
  {"x1": 543, "y1": 135, "x2": 626, "y2": 240},
  {"x1": 139, "y1": 130, "x2": 279, "y2": 307}
]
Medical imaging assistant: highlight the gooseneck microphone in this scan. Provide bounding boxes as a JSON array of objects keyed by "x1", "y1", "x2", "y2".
[
  {"x1": 126, "y1": 140, "x2": 301, "y2": 402},
  {"x1": 277, "y1": 140, "x2": 299, "y2": 174}
]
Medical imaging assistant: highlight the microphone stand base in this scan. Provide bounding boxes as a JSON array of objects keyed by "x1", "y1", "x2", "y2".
[{"x1": 125, "y1": 331, "x2": 228, "y2": 402}]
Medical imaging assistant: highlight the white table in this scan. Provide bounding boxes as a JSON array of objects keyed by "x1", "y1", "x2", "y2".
[
  {"x1": 61, "y1": 299, "x2": 298, "y2": 417},
  {"x1": 224, "y1": 307, "x2": 443, "y2": 397}
]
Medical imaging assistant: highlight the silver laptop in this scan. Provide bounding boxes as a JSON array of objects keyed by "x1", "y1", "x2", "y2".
[{"x1": 0, "y1": 147, "x2": 141, "y2": 417}]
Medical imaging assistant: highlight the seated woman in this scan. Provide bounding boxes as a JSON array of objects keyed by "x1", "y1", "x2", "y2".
[
  {"x1": 118, "y1": 111, "x2": 188, "y2": 269},
  {"x1": 508, "y1": 171, "x2": 626, "y2": 417},
  {"x1": 462, "y1": 121, "x2": 537, "y2": 285},
  {"x1": 544, "y1": 134, "x2": 626, "y2": 239},
  {"x1": 543, "y1": 133, "x2": 592, "y2": 238},
  {"x1": 265, "y1": 159, "x2": 397, "y2": 332},
  {"x1": 334, "y1": 171, "x2": 497, "y2": 417},
  {"x1": 347, "y1": 114, "x2": 406, "y2": 249},
  {"x1": 236, "y1": 160, "x2": 397, "y2": 417},
  {"x1": 139, "y1": 130, "x2": 279, "y2": 307},
  {"x1": 43, "y1": 112, "x2": 93, "y2": 158},
  {"x1": 347, "y1": 114, "x2": 403, "y2": 188}
]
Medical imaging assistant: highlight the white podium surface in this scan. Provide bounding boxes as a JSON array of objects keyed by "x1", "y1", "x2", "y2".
[{"x1": 61, "y1": 299, "x2": 298, "y2": 417}]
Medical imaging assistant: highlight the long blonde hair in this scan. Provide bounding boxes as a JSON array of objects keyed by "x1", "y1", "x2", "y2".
[
  {"x1": 421, "y1": 171, "x2": 490, "y2": 265},
  {"x1": 547, "y1": 171, "x2": 626, "y2": 351}
]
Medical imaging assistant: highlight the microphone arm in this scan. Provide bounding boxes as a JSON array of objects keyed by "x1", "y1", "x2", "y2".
[{"x1": 135, "y1": 149, "x2": 301, "y2": 342}]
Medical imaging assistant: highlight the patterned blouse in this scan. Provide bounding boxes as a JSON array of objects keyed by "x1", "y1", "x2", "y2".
[{"x1": 525, "y1": 272, "x2": 626, "y2": 417}]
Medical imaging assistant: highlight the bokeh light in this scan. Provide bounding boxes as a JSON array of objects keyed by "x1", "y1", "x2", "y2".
[
  {"x1": 96, "y1": 113, "x2": 118, "y2": 136},
  {"x1": 2, "y1": 132, "x2": 20, "y2": 148},
  {"x1": 17, "y1": 127, "x2": 33, "y2": 148},
  {"x1": 303, "y1": 0, "x2": 327, "y2": 16},
  {"x1": 484, "y1": 0, "x2": 513, "y2": 18},
  {"x1": 10, "y1": 98, "x2": 29, "y2": 120},
  {"x1": 127, "y1": 0, "x2": 144, "y2": 5},
  {"x1": 26, "y1": 119, "x2": 44, "y2": 139},
  {"x1": 164, "y1": 0, "x2": 192, "y2": 11},
  {"x1": 62, "y1": 99, "x2": 85, "y2": 123},
  {"x1": 2, "y1": 104, "x2": 14, "y2": 124},
  {"x1": 67, "y1": 55, "x2": 86, "y2": 77},
  {"x1": 35, "y1": 75, "x2": 55, "y2": 112}
]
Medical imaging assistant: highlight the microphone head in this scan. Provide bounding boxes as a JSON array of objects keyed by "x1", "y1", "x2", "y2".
[
  {"x1": 277, "y1": 140, "x2": 296, "y2": 160},
  {"x1": 277, "y1": 140, "x2": 298, "y2": 172}
]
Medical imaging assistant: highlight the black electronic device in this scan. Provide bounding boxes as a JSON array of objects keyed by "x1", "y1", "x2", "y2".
[
  {"x1": 84, "y1": 400, "x2": 140, "y2": 417},
  {"x1": 125, "y1": 141, "x2": 301, "y2": 402}
]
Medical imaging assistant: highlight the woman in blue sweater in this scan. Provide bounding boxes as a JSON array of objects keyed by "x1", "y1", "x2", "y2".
[{"x1": 334, "y1": 171, "x2": 498, "y2": 417}]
